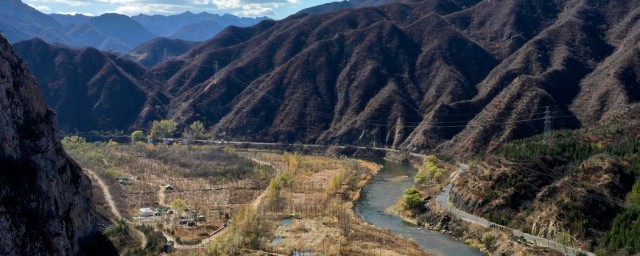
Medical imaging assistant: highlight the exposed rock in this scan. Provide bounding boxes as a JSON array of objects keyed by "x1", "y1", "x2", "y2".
[{"x1": 0, "y1": 34, "x2": 96, "y2": 255}]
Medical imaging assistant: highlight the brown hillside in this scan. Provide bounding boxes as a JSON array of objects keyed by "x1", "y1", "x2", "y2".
[
  {"x1": 13, "y1": 0, "x2": 640, "y2": 156},
  {"x1": 13, "y1": 38, "x2": 167, "y2": 132}
]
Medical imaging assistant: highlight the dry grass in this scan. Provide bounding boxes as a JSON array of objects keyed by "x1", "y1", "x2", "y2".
[
  {"x1": 63, "y1": 141, "x2": 276, "y2": 251},
  {"x1": 206, "y1": 151, "x2": 431, "y2": 256}
]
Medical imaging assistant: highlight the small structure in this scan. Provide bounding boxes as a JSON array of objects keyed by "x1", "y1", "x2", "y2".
[
  {"x1": 184, "y1": 208, "x2": 197, "y2": 217},
  {"x1": 139, "y1": 208, "x2": 154, "y2": 217},
  {"x1": 117, "y1": 177, "x2": 132, "y2": 185},
  {"x1": 164, "y1": 184, "x2": 175, "y2": 191},
  {"x1": 178, "y1": 218, "x2": 196, "y2": 226}
]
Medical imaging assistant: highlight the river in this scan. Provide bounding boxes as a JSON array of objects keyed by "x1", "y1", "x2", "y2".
[{"x1": 354, "y1": 160, "x2": 484, "y2": 256}]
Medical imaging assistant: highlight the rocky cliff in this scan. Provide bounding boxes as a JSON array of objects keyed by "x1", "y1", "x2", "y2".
[{"x1": 0, "y1": 34, "x2": 95, "y2": 255}]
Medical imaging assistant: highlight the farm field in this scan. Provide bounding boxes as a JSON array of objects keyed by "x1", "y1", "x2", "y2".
[{"x1": 63, "y1": 138, "x2": 429, "y2": 255}]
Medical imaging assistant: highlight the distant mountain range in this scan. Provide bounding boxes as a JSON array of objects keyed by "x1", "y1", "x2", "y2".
[
  {"x1": 13, "y1": 0, "x2": 640, "y2": 157},
  {"x1": 297, "y1": 0, "x2": 392, "y2": 14},
  {"x1": 0, "y1": 0, "x2": 269, "y2": 52},
  {"x1": 131, "y1": 12, "x2": 269, "y2": 42},
  {"x1": 124, "y1": 37, "x2": 199, "y2": 68}
]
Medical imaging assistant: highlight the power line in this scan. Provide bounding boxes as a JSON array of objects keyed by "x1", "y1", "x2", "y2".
[
  {"x1": 175, "y1": 58, "x2": 578, "y2": 128},
  {"x1": 224, "y1": 72, "x2": 575, "y2": 129},
  {"x1": 543, "y1": 106, "x2": 552, "y2": 145},
  {"x1": 513, "y1": 145, "x2": 631, "y2": 209}
]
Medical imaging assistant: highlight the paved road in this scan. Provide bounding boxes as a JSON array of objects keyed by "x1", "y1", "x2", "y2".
[
  {"x1": 435, "y1": 164, "x2": 594, "y2": 256},
  {"x1": 166, "y1": 140, "x2": 599, "y2": 255}
]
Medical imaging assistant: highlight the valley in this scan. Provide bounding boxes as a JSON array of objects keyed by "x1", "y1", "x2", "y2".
[
  {"x1": 63, "y1": 139, "x2": 439, "y2": 255},
  {"x1": 1, "y1": 0, "x2": 639, "y2": 255},
  {"x1": 8, "y1": 0, "x2": 640, "y2": 158}
]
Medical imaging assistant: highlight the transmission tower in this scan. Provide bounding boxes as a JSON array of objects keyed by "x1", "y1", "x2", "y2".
[
  {"x1": 543, "y1": 106, "x2": 552, "y2": 145},
  {"x1": 214, "y1": 61, "x2": 220, "y2": 80}
]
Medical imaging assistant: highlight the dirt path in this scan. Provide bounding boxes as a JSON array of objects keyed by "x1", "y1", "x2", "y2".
[
  {"x1": 161, "y1": 157, "x2": 274, "y2": 250},
  {"x1": 162, "y1": 224, "x2": 231, "y2": 250},
  {"x1": 131, "y1": 227, "x2": 147, "y2": 249},
  {"x1": 84, "y1": 168, "x2": 148, "y2": 249},
  {"x1": 85, "y1": 168, "x2": 121, "y2": 220},
  {"x1": 158, "y1": 186, "x2": 166, "y2": 206}
]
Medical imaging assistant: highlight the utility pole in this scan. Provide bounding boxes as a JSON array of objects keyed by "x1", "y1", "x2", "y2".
[{"x1": 543, "y1": 106, "x2": 552, "y2": 145}]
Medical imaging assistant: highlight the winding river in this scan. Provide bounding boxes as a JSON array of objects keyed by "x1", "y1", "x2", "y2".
[{"x1": 354, "y1": 160, "x2": 484, "y2": 256}]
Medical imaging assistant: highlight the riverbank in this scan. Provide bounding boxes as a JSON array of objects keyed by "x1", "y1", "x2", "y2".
[
  {"x1": 354, "y1": 160, "x2": 484, "y2": 256},
  {"x1": 389, "y1": 157, "x2": 566, "y2": 256}
]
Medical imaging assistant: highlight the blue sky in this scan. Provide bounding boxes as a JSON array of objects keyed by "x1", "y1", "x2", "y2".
[{"x1": 23, "y1": 0, "x2": 337, "y2": 19}]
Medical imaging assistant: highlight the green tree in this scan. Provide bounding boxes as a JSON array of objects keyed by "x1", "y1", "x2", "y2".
[
  {"x1": 626, "y1": 181, "x2": 640, "y2": 206},
  {"x1": 183, "y1": 121, "x2": 207, "y2": 141},
  {"x1": 150, "y1": 119, "x2": 177, "y2": 139},
  {"x1": 131, "y1": 130, "x2": 145, "y2": 142},
  {"x1": 415, "y1": 171, "x2": 427, "y2": 185},
  {"x1": 170, "y1": 198, "x2": 188, "y2": 214},
  {"x1": 418, "y1": 155, "x2": 446, "y2": 182},
  {"x1": 403, "y1": 187, "x2": 424, "y2": 213}
]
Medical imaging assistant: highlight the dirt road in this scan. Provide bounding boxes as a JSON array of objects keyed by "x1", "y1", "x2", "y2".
[{"x1": 85, "y1": 168, "x2": 121, "y2": 220}]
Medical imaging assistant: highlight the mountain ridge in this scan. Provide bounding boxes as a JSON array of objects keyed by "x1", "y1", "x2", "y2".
[
  {"x1": 0, "y1": 0, "x2": 268, "y2": 52},
  {"x1": 13, "y1": 38, "x2": 166, "y2": 132},
  {"x1": 13, "y1": 0, "x2": 640, "y2": 157}
]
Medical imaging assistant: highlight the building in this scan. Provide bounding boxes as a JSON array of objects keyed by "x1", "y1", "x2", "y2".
[{"x1": 140, "y1": 208, "x2": 154, "y2": 217}]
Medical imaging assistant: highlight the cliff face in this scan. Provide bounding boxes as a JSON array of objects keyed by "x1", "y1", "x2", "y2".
[{"x1": 0, "y1": 35, "x2": 95, "y2": 255}]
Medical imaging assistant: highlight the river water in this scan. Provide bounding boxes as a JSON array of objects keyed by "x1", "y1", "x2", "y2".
[{"x1": 354, "y1": 160, "x2": 484, "y2": 256}]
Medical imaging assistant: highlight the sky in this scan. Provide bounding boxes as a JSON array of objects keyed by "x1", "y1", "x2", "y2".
[{"x1": 23, "y1": 0, "x2": 338, "y2": 19}]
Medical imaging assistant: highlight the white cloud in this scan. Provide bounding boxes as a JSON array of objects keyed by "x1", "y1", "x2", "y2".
[
  {"x1": 233, "y1": 6, "x2": 275, "y2": 16},
  {"x1": 33, "y1": 5, "x2": 52, "y2": 12},
  {"x1": 102, "y1": 0, "x2": 288, "y2": 16},
  {"x1": 57, "y1": 11, "x2": 96, "y2": 16},
  {"x1": 29, "y1": 0, "x2": 91, "y2": 7},
  {"x1": 106, "y1": 1, "x2": 222, "y2": 15},
  {"x1": 25, "y1": 0, "x2": 322, "y2": 17}
]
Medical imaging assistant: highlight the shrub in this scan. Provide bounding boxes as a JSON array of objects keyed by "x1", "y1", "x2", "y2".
[
  {"x1": 626, "y1": 181, "x2": 640, "y2": 205},
  {"x1": 403, "y1": 187, "x2": 424, "y2": 213},
  {"x1": 131, "y1": 130, "x2": 145, "y2": 142},
  {"x1": 149, "y1": 119, "x2": 177, "y2": 139},
  {"x1": 414, "y1": 171, "x2": 427, "y2": 185},
  {"x1": 481, "y1": 232, "x2": 496, "y2": 249}
]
